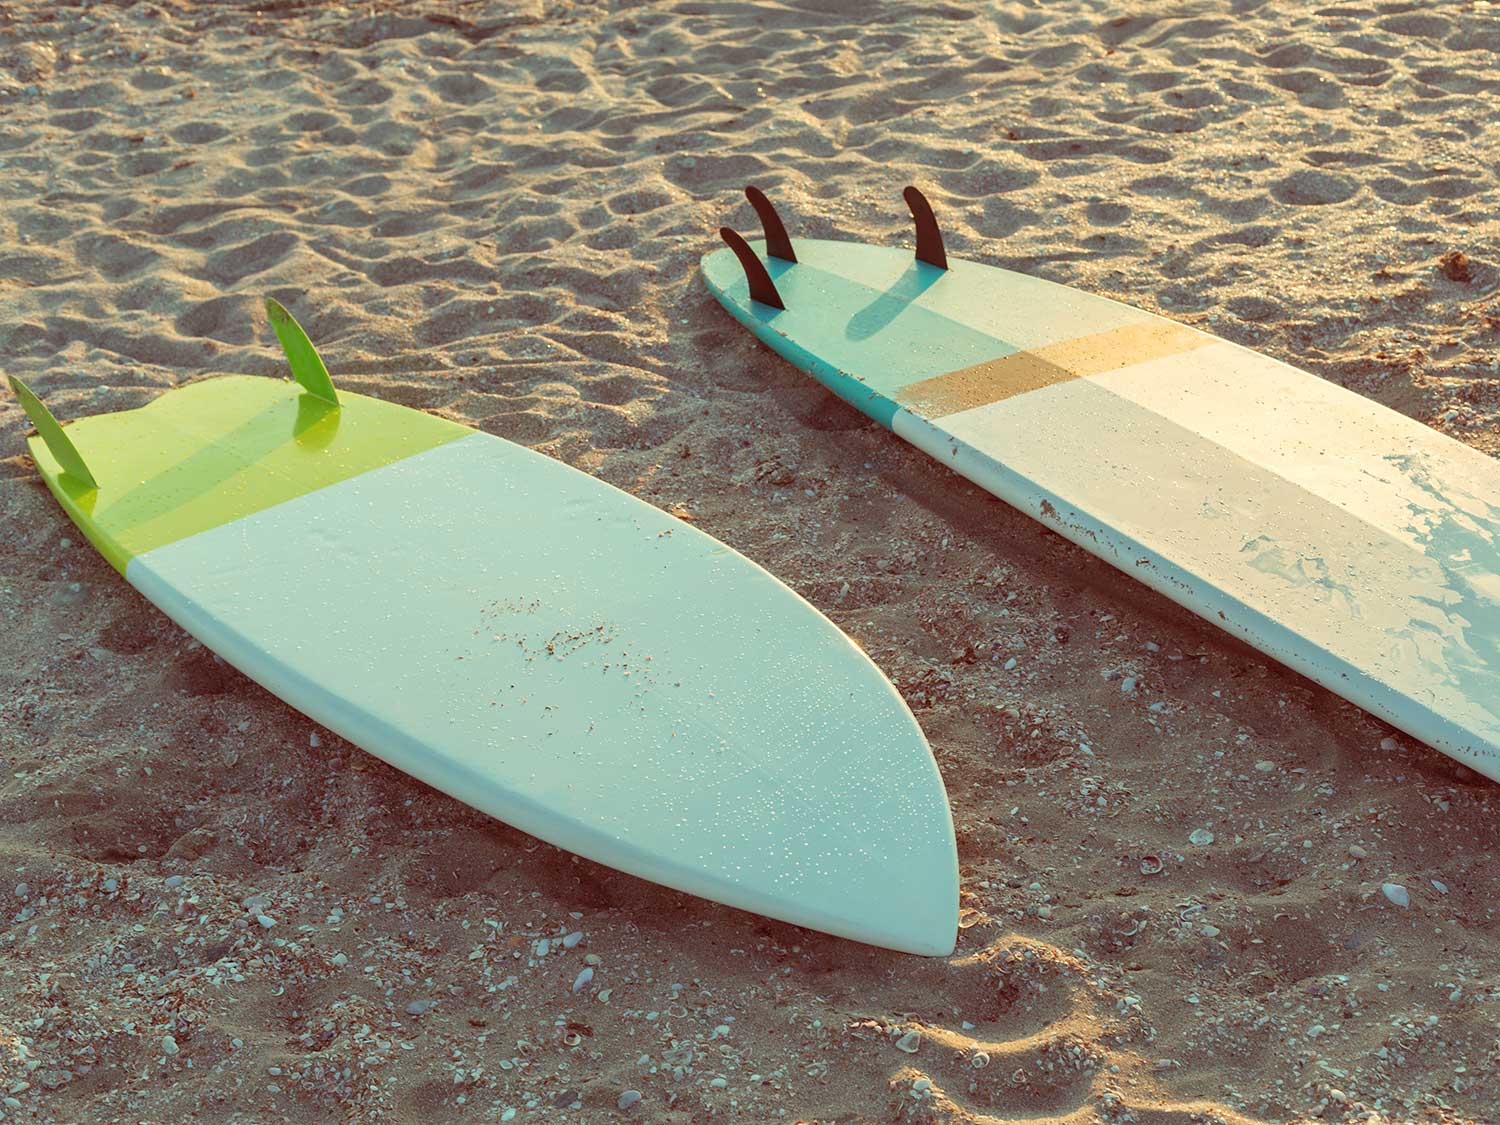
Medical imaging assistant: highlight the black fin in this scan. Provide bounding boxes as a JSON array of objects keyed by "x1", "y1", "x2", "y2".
[
  {"x1": 719, "y1": 227, "x2": 785, "y2": 309},
  {"x1": 903, "y1": 185, "x2": 948, "y2": 271},
  {"x1": 745, "y1": 185, "x2": 796, "y2": 263}
]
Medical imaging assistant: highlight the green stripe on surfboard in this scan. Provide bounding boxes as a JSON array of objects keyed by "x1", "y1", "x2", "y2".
[{"x1": 23, "y1": 376, "x2": 469, "y2": 574}]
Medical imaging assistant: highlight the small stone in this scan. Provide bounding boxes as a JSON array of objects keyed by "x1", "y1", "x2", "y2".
[
  {"x1": 331, "y1": 952, "x2": 348, "y2": 967},
  {"x1": 103, "y1": 878, "x2": 119, "y2": 893},
  {"x1": 1189, "y1": 828, "x2": 1215, "y2": 846},
  {"x1": 534, "y1": 939, "x2": 550, "y2": 957},
  {"x1": 256, "y1": 914, "x2": 276, "y2": 929},
  {"x1": 1379, "y1": 736, "x2": 1399, "y2": 751},
  {"x1": 1254, "y1": 760, "x2": 1276, "y2": 772},
  {"x1": 405, "y1": 999, "x2": 434, "y2": 1016},
  {"x1": 1431, "y1": 879, "x2": 1448, "y2": 895},
  {"x1": 14, "y1": 883, "x2": 27, "y2": 899},
  {"x1": 618, "y1": 1089, "x2": 642, "y2": 1111},
  {"x1": 1438, "y1": 250, "x2": 1473, "y2": 283},
  {"x1": 583, "y1": 953, "x2": 602, "y2": 966},
  {"x1": 1200, "y1": 924, "x2": 1221, "y2": 938},
  {"x1": 1348, "y1": 844, "x2": 1368, "y2": 859},
  {"x1": 562, "y1": 931, "x2": 583, "y2": 949},
  {"x1": 309, "y1": 732, "x2": 321, "y2": 748},
  {"x1": 1120, "y1": 676, "x2": 1137, "y2": 694},
  {"x1": 1381, "y1": 883, "x2": 1410, "y2": 908},
  {"x1": 912, "y1": 1077, "x2": 932, "y2": 1092},
  {"x1": 709, "y1": 1076, "x2": 727, "y2": 1088},
  {"x1": 161, "y1": 1035, "x2": 179, "y2": 1056},
  {"x1": 895, "y1": 1029, "x2": 921, "y2": 1053},
  {"x1": 164, "y1": 875, "x2": 185, "y2": 889},
  {"x1": 572, "y1": 967, "x2": 594, "y2": 993}
]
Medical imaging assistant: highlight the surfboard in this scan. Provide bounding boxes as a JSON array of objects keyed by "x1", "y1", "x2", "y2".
[
  {"x1": 7, "y1": 299, "x2": 959, "y2": 956},
  {"x1": 702, "y1": 186, "x2": 1500, "y2": 782}
]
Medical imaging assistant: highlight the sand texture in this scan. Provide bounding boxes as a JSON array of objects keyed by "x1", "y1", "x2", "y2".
[{"x1": 3, "y1": 1, "x2": 1500, "y2": 1122}]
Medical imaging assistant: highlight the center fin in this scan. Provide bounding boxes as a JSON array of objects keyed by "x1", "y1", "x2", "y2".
[
  {"x1": 7, "y1": 375, "x2": 98, "y2": 490},
  {"x1": 745, "y1": 185, "x2": 796, "y2": 263},
  {"x1": 265, "y1": 298, "x2": 339, "y2": 406},
  {"x1": 903, "y1": 185, "x2": 948, "y2": 271}
]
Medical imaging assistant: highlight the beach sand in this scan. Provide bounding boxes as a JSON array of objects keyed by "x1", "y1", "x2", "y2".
[{"x1": 2, "y1": 1, "x2": 1499, "y2": 1121}]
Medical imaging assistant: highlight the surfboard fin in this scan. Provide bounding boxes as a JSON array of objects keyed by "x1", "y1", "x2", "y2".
[
  {"x1": 718, "y1": 227, "x2": 786, "y2": 310},
  {"x1": 904, "y1": 185, "x2": 948, "y2": 271},
  {"x1": 745, "y1": 185, "x2": 796, "y2": 263},
  {"x1": 265, "y1": 298, "x2": 339, "y2": 407},
  {"x1": 7, "y1": 375, "x2": 98, "y2": 490}
]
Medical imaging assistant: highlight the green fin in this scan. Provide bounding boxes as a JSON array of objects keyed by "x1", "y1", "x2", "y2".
[
  {"x1": 7, "y1": 375, "x2": 99, "y2": 490},
  {"x1": 265, "y1": 298, "x2": 338, "y2": 406}
]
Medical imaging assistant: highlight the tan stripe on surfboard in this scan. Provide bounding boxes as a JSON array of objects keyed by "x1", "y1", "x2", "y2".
[{"x1": 896, "y1": 320, "x2": 1213, "y2": 419}]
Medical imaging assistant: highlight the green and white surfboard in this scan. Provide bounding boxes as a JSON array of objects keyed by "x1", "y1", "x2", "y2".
[
  {"x1": 9, "y1": 300, "x2": 960, "y2": 956},
  {"x1": 703, "y1": 186, "x2": 1500, "y2": 782}
]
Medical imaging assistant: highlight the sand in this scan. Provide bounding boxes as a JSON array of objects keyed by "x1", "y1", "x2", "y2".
[{"x1": 2, "y1": 1, "x2": 1499, "y2": 1121}]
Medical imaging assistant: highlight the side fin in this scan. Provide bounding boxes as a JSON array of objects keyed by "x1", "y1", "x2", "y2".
[
  {"x1": 265, "y1": 298, "x2": 338, "y2": 406},
  {"x1": 903, "y1": 185, "x2": 948, "y2": 271},
  {"x1": 719, "y1": 228, "x2": 786, "y2": 309},
  {"x1": 7, "y1": 375, "x2": 98, "y2": 489},
  {"x1": 745, "y1": 185, "x2": 796, "y2": 263}
]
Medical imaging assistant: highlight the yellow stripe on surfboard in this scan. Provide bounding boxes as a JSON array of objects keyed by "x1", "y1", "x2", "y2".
[
  {"x1": 24, "y1": 376, "x2": 469, "y2": 574},
  {"x1": 895, "y1": 321, "x2": 1210, "y2": 419}
]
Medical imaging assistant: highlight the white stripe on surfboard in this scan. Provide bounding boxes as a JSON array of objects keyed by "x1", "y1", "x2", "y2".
[
  {"x1": 892, "y1": 344, "x2": 1500, "y2": 777},
  {"x1": 124, "y1": 433, "x2": 958, "y2": 954}
]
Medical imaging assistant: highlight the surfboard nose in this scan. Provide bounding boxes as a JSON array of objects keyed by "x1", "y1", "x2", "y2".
[
  {"x1": 854, "y1": 829, "x2": 959, "y2": 957},
  {"x1": 734, "y1": 684, "x2": 958, "y2": 958}
]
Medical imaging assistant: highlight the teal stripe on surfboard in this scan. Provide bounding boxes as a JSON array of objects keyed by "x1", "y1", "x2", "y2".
[
  {"x1": 699, "y1": 238, "x2": 1155, "y2": 427},
  {"x1": 702, "y1": 242, "x2": 1014, "y2": 426}
]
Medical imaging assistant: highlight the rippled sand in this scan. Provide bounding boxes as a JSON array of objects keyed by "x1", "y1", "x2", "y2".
[{"x1": 2, "y1": 2, "x2": 1498, "y2": 1121}]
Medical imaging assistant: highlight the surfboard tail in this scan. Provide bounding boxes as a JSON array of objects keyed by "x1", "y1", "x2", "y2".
[
  {"x1": 7, "y1": 375, "x2": 98, "y2": 489},
  {"x1": 265, "y1": 298, "x2": 339, "y2": 406}
]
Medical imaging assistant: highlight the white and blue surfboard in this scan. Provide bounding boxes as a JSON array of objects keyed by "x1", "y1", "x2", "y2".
[{"x1": 703, "y1": 186, "x2": 1500, "y2": 782}]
